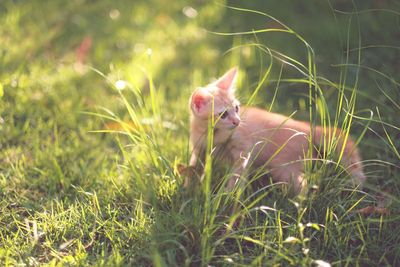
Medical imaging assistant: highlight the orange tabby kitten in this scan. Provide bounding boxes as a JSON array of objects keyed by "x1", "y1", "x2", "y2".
[{"x1": 188, "y1": 67, "x2": 366, "y2": 194}]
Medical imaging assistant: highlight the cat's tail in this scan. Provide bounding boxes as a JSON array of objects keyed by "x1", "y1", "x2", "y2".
[{"x1": 312, "y1": 126, "x2": 366, "y2": 186}]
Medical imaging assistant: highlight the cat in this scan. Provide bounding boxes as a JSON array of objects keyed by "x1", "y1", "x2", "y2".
[{"x1": 186, "y1": 67, "x2": 366, "y2": 194}]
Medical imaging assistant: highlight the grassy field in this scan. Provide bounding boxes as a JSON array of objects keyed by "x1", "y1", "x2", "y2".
[{"x1": 1, "y1": 0, "x2": 399, "y2": 266}]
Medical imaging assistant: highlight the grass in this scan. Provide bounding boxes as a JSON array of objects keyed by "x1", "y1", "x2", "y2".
[{"x1": 1, "y1": 0, "x2": 399, "y2": 266}]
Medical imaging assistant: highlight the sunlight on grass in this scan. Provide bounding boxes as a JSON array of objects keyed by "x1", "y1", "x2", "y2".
[{"x1": 0, "y1": 0, "x2": 399, "y2": 266}]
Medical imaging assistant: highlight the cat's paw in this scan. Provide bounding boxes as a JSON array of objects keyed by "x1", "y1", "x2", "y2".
[{"x1": 177, "y1": 164, "x2": 201, "y2": 188}]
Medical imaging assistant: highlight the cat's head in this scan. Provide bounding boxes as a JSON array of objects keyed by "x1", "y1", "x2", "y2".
[{"x1": 190, "y1": 67, "x2": 241, "y2": 130}]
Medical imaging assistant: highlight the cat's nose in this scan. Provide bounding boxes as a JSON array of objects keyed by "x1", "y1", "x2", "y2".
[{"x1": 232, "y1": 119, "x2": 240, "y2": 127}]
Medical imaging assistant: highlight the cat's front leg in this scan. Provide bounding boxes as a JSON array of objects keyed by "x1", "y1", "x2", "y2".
[
  {"x1": 183, "y1": 149, "x2": 204, "y2": 188},
  {"x1": 189, "y1": 149, "x2": 199, "y2": 167},
  {"x1": 226, "y1": 152, "x2": 251, "y2": 191}
]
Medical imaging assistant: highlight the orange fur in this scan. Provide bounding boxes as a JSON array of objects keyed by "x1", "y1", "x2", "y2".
[{"x1": 188, "y1": 67, "x2": 365, "y2": 194}]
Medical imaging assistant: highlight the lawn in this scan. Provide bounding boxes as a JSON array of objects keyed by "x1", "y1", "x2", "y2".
[{"x1": 0, "y1": 0, "x2": 399, "y2": 266}]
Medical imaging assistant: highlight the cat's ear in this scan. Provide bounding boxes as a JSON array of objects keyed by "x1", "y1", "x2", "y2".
[
  {"x1": 214, "y1": 66, "x2": 238, "y2": 93},
  {"x1": 190, "y1": 88, "x2": 213, "y2": 115}
]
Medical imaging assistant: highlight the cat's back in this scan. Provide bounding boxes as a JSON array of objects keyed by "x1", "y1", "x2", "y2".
[
  {"x1": 236, "y1": 106, "x2": 311, "y2": 164},
  {"x1": 240, "y1": 106, "x2": 296, "y2": 126},
  {"x1": 238, "y1": 106, "x2": 310, "y2": 135}
]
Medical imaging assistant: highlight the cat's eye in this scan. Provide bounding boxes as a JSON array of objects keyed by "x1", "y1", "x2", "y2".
[
  {"x1": 235, "y1": 105, "x2": 239, "y2": 113},
  {"x1": 219, "y1": 111, "x2": 228, "y2": 119}
]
